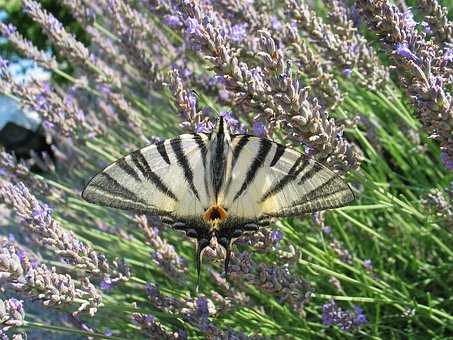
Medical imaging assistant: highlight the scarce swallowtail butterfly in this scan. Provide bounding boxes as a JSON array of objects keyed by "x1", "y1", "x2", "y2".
[{"x1": 82, "y1": 117, "x2": 354, "y2": 289}]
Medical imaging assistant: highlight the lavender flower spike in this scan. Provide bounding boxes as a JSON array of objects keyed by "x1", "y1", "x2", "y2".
[
  {"x1": 0, "y1": 245, "x2": 101, "y2": 315},
  {"x1": 22, "y1": 0, "x2": 120, "y2": 86},
  {"x1": 0, "y1": 22, "x2": 57, "y2": 69},
  {"x1": 0, "y1": 182, "x2": 127, "y2": 282},
  {"x1": 356, "y1": 0, "x2": 453, "y2": 169},
  {"x1": 418, "y1": 0, "x2": 453, "y2": 45},
  {"x1": 0, "y1": 297, "x2": 25, "y2": 338}
]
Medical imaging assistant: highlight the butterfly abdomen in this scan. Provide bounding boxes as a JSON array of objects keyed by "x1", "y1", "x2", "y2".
[{"x1": 210, "y1": 117, "x2": 230, "y2": 200}]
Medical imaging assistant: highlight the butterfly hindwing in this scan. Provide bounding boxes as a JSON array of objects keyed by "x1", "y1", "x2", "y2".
[
  {"x1": 82, "y1": 133, "x2": 211, "y2": 217},
  {"x1": 222, "y1": 136, "x2": 354, "y2": 219}
]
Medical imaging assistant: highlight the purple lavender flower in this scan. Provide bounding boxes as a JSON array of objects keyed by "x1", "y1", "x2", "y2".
[
  {"x1": 363, "y1": 259, "x2": 373, "y2": 271},
  {"x1": 100, "y1": 277, "x2": 113, "y2": 290},
  {"x1": 207, "y1": 75, "x2": 224, "y2": 86},
  {"x1": 351, "y1": 5, "x2": 361, "y2": 27},
  {"x1": 42, "y1": 120, "x2": 55, "y2": 130},
  {"x1": 421, "y1": 21, "x2": 433, "y2": 35},
  {"x1": 230, "y1": 23, "x2": 248, "y2": 42},
  {"x1": 440, "y1": 152, "x2": 453, "y2": 170},
  {"x1": 322, "y1": 226, "x2": 332, "y2": 234},
  {"x1": 195, "y1": 297, "x2": 209, "y2": 318},
  {"x1": 145, "y1": 282, "x2": 160, "y2": 299},
  {"x1": 401, "y1": 9, "x2": 416, "y2": 31},
  {"x1": 250, "y1": 67, "x2": 264, "y2": 83},
  {"x1": 322, "y1": 300, "x2": 367, "y2": 331},
  {"x1": 354, "y1": 306, "x2": 367, "y2": 325},
  {"x1": 31, "y1": 203, "x2": 52, "y2": 221},
  {"x1": 343, "y1": 68, "x2": 352, "y2": 78},
  {"x1": 186, "y1": 18, "x2": 202, "y2": 36},
  {"x1": 2, "y1": 23, "x2": 17, "y2": 36},
  {"x1": 164, "y1": 15, "x2": 183, "y2": 28},
  {"x1": 270, "y1": 230, "x2": 284, "y2": 244},
  {"x1": 0, "y1": 56, "x2": 10, "y2": 76},
  {"x1": 15, "y1": 249, "x2": 27, "y2": 262},
  {"x1": 188, "y1": 92, "x2": 197, "y2": 109},
  {"x1": 104, "y1": 328, "x2": 113, "y2": 337},
  {"x1": 395, "y1": 42, "x2": 419, "y2": 61},
  {"x1": 97, "y1": 83, "x2": 112, "y2": 95},
  {"x1": 47, "y1": 14, "x2": 63, "y2": 31},
  {"x1": 271, "y1": 16, "x2": 283, "y2": 31},
  {"x1": 144, "y1": 314, "x2": 156, "y2": 324},
  {"x1": 443, "y1": 49, "x2": 453, "y2": 63},
  {"x1": 252, "y1": 121, "x2": 266, "y2": 137},
  {"x1": 195, "y1": 121, "x2": 213, "y2": 133},
  {"x1": 8, "y1": 298, "x2": 24, "y2": 314}
]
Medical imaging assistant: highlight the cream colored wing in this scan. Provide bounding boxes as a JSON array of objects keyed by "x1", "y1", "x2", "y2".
[
  {"x1": 221, "y1": 136, "x2": 354, "y2": 219},
  {"x1": 82, "y1": 133, "x2": 211, "y2": 218}
]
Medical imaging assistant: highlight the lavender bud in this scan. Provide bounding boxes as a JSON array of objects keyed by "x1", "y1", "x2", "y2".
[
  {"x1": 252, "y1": 121, "x2": 266, "y2": 137},
  {"x1": 395, "y1": 42, "x2": 419, "y2": 61},
  {"x1": 164, "y1": 15, "x2": 183, "y2": 27}
]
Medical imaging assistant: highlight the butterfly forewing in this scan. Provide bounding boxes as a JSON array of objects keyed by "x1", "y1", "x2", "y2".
[
  {"x1": 222, "y1": 136, "x2": 354, "y2": 219},
  {"x1": 82, "y1": 133, "x2": 211, "y2": 217}
]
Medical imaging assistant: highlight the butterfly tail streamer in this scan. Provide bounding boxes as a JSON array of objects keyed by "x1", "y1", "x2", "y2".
[
  {"x1": 224, "y1": 246, "x2": 231, "y2": 281},
  {"x1": 195, "y1": 239, "x2": 209, "y2": 293}
]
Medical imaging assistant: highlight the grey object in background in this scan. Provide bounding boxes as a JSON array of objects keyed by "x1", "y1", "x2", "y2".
[{"x1": 0, "y1": 95, "x2": 53, "y2": 167}]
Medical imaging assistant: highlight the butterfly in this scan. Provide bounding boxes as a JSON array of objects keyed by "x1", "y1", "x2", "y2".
[{"x1": 82, "y1": 116, "x2": 354, "y2": 289}]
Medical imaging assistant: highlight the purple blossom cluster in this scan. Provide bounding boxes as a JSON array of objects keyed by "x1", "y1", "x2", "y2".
[
  {"x1": 135, "y1": 215, "x2": 187, "y2": 278},
  {"x1": 0, "y1": 181, "x2": 129, "y2": 283},
  {"x1": 356, "y1": 0, "x2": 452, "y2": 170},
  {"x1": 228, "y1": 251, "x2": 311, "y2": 314},
  {"x1": 0, "y1": 297, "x2": 25, "y2": 338},
  {"x1": 143, "y1": 282, "x2": 252, "y2": 338},
  {"x1": 0, "y1": 244, "x2": 100, "y2": 315},
  {"x1": 322, "y1": 300, "x2": 367, "y2": 331},
  {"x1": 0, "y1": 60, "x2": 87, "y2": 137},
  {"x1": 288, "y1": 0, "x2": 389, "y2": 91}
]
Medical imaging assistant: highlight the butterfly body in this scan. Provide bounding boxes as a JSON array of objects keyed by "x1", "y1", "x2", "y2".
[{"x1": 82, "y1": 117, "x2": 354, "y2": 288}]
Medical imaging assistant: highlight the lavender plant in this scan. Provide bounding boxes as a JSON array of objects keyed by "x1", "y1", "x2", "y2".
[{"x1": 0, "y1": 0, "x2": 452, "y2": 338}]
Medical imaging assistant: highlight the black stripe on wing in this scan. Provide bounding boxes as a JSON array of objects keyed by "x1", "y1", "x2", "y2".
[
  {"x1": 193, "y1": 133, "x2": 210, "y2": 200},
  {"x1": 260, "y1": 156, "x2": 309, "y2": 203},
  {"x1": 130, "y1": 150, "x2": 178, "y2": 201},
  {"x1": 270, "y1": 143, "x2": 285, "y2": 167},
  {"x1": 293, "y1": 175, "x2": 353, "y2": 206},
  {"x1": 274, "y1": 185, "x2": 354, "y2": 216},
  {"x1": 297, "y1": 162, "x2": 323, "y2": 186},
  {"x1": 171, "y1": 137, "x2": 201, "y2": 201},
  {"x1": 192, "y1": 133, "x2": 208, "y2": 167},
  {"x1": 223, "y1": 135, "x2": 251, "y2": 197},
  {"x1": 233, "y1": 138, "x2": 272, "y2": 202},
  {"x1": 156, "y1": 140, "x2": 171, "y2": 165},
  {"x1": 271, "y1": 189, "x2": 353, "y2": 216},
  {"x1": 117, "y1": 158, "x2": 141, "y2": 182},
  {"x1": 90, "y1": 172, "x2": 146, "y2": 204},
  {"x1": 232, "y1": 135, "x2": 250, "y2": 170}
]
